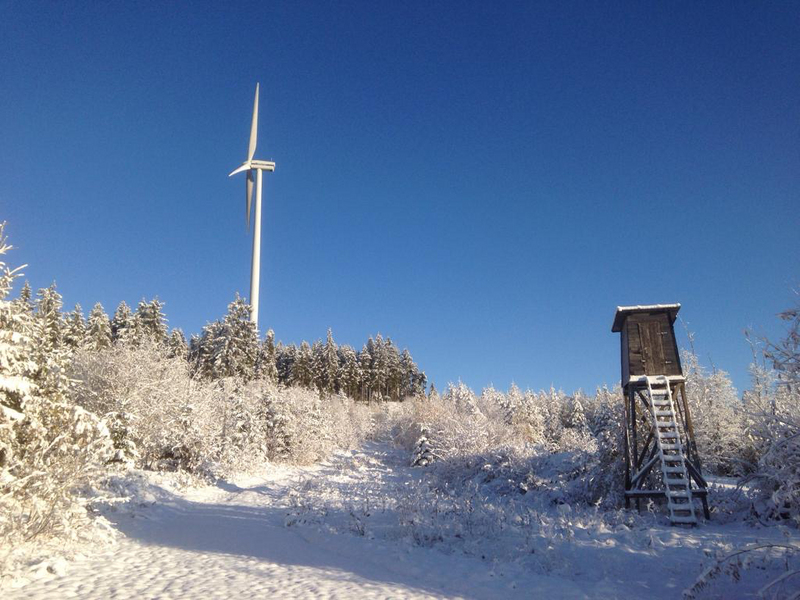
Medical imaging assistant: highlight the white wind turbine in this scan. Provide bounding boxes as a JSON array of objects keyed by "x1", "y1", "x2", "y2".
[{"x1": 229, "y1": 83, "x2": 275, "y2": 328}]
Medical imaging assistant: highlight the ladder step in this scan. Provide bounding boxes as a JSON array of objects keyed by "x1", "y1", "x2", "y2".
[
  {"x1": 670, "y1": 516, "x2": 697, "y2": 524},
  {"x1": 659, "y1": 432, "x2": 678, "y2": 439},
  {"x1": 668, "y1": 491, "x2": 691, "y2": 498},
  {"x1": 654, "y1": 410, "x2": 674, "y2": 417},
  {"x1": 665, "y1": 478, "x2": 688, "y2": 485},
  {"x1": 664, "y1": 466, "x2": 686, "y2": 473}
]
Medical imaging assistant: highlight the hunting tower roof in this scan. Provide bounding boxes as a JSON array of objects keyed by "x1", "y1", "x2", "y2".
[{"x1": 611, "y1": 303, "x2": 681, "y2": 333}]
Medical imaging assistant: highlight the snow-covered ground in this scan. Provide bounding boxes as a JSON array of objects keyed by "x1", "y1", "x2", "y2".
[{"x1": 4, "y1": 440, "x2": 793, "y2": 599}]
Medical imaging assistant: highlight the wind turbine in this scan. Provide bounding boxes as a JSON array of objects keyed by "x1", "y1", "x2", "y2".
[{"x1": 229, "y1": 83, "x2": 275, "y2": 328}]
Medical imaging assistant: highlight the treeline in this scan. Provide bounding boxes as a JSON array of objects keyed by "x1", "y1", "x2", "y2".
[{"x1": 14, "y1": 282, "x2": 426, "y2": 403}]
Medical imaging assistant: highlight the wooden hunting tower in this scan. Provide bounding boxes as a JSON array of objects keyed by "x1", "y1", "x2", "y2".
[{"x1": 612, "y1": 304, "x2": 709, "y2": 524}]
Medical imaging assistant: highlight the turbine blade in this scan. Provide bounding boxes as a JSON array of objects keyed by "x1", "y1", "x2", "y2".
[
  {"x1": 246, "y1": 171, "x2": 254, "y2": 231},
  {"x1": 247, "y1": 83, "x2": 259, "y2": 162},
  {"x1": 228, "y1": 162, "x2": 251, "y2": 177}
]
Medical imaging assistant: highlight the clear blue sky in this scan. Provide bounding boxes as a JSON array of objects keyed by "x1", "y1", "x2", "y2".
[{"x1": 1, "y1": 1, "x2": 798, "y2": 394}]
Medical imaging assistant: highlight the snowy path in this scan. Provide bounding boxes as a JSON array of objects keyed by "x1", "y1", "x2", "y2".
[
  {"x1": 4, "y1": 441, "x2": 787, "y2": 599},
  {"x1": 5, "y1": 444, "x2": 576, "y2": 599}
]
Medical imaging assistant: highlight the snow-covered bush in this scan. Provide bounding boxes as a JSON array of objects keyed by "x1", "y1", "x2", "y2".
[
  {"x1": 69, "y1": 340, "x2": 373, "y2": 474},
  {"x1": 683, "y1": 349, "x2": 747, "y2": 476},
  {"x1": 390, "y1": 382, "x2": 625, "y2": 508},
  {"x1": 739, "y1": 354, "x2": 800, "y2": 524},
  {"x1": 260, "y1": 386, "x2": 371, "y2": 464}
]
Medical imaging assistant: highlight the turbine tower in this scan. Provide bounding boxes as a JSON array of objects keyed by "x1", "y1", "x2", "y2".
[{"x1": 229, "y1": 83, "x2": 275, "y2": 328}]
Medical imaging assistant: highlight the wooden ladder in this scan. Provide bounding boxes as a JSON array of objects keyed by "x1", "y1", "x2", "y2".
[{"x1": 645, "y1": 376, "x2": 698, "y2": 525}]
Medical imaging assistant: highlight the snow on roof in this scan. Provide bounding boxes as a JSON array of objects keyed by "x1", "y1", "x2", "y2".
[{"x1": 611, "y1": 303, "x2": 681, "y2": 332}]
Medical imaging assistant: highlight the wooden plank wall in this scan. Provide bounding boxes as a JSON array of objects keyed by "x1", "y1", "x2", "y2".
[{"x1": 624, "y1": 313, "x2": 682, "y2": 378}]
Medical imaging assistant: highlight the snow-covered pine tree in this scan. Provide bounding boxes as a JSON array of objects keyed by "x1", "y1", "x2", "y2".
[
  {"x1": 311, "y1": 340, "x2": 325, "y2": 392},
  {"x1": 33, "y1": 283, "x2": 64, "y2": 352},
  {"x1": 385, "y1": 338, "x2": 403, "y2": 400},
  {"x1": 261, "y1": 387, "x2": 294, "y2": 461},
  {"x1": 31, "y1": 283, "x2": 70, "y2": 397},
  {"x1": 135, "y1": 298, "x2": 168, "y2": 346},
  {"x1": 276, "y1": 342, "x2": 297, "y2": 385},
  {"x1": 322, "y1": 328, "x2": 339, "y2": 395},
  {"x1": 412, "y1": 370, "x2": 427, "y2": 396},
  {"x1": 370, "y1": 334, "x2": 388, "y2": 401},
  {"x1": 498, "y1": 383, "x2": 522, "y2": 425},
  {"x1": 292, "y1": 341, "x2": 315, "y2": 388},
  {"x1": 399, "y1": 348, "x2": 418, "y2": 400},
  {"x1": 86, "y1": 302, "x2": 112, "y2": 351},
  {"x1": 256, "y1": 329, "x2": 279, "y2": 382},
  {"x1": 13, "y1": 280, "x2": 34, "y2": 314},
  {"x1": 411, "y1": 424, "x2": 439, "y2": 466},
  {"x1": 357, "y1": 344, "x2": 372, "y2": 403},
  {"x1": 167, "y1": 328, "x2": 188, "y2": 360},
  {"x1": 211, "y1": 294, "x2": 259, "y2": 380},
  {"x1": 111, "y1": 301, "x2": 135, "y2": 345},
  {"x1": 0, "y1": 227, "x2": 31, "y2": 413},
  {"x1": 0, "y1": 224, "x2": 113, "y2": 548},
  {"x1": 513, "y1": 388, "x2": 546, "y2": 444},
  {"x1": 64, "y1": 304, "x2": 86, "y2": 350},
  {"x1": 190, "y1": 322, "x2": 219, "y2": 379},
  {"x1": 338, "y1": 345, "x2": 361, "y2": 400}
]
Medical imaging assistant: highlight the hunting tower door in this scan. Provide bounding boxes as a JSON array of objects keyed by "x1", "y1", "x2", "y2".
[{"x1": 612, "y1": 304, "x2": 709, "y2": 525}]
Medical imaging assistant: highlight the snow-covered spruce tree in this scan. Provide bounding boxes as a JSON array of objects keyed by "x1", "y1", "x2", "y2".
[
  {"x1": 371, "y1": 334, "x2": 388, "y2": 400},
  {"x1": 255, "y1": 329, "x2": 278, "y2": 382},
  {"x1": 399, "y1": 348, "x2": 422, "y2": 399},
  {"x1": 190, "y1": 321, "x2": 219, "y2": 379},
  {"x1": 30, "y1": 283, "x2": 72, "y2": 399},
  {"x1": 85, "y1": 303, "x2": 112, "y2": 351},
  {"x1": 321, "y1": 328, "x2": 339, "y2": 395},
  {"x1": 64, "y1": 304, "x2": 86, "y2": 350},
  {"x1": 292, "y1": 341, "x2": 314, "y2": 389},
  {"x1": 213, "y1": 295, "x2": 258, "y2": 380},
  {"x1": 338, "y1": 345, "x2": 361, "y2": 400},
  {"x1": 411, "y1": 424, "x2": 439, "y2": 466},
  {"x1": 357, "y1": 344, "x2": 372, "y2": 402},
  {"x1": 110, "y1": 301, "x2": 134, "y2": 345},
  {"x1": 260, "y1": 384, "x2": 295, "y2": 461},
  {"x1": 276, "y1": 342, "x2": 296, "y2": 385},
  {"x1": 12, "y1": 280, "x2": 34, "y2": 315},
  {"x1": 167, "y1": 328, "x2": 188, "y2": 360},
  {"x1": 310, "y1": 339, "x2": 326, "y2": 392},
  {"x1": 0, "y1": 225, "x2": 112, "y2": 565},
  {"x1": 511, "y1": 388, "x2": 546, "y2": 444},
  {"x1": 134, "y1": 298, "x2": 168, "y2": 346},
  {"x1": 191, "y1": 295, "x2": 258, "y2": 381},
  {"x1": 384, "y1": 338, "x2": 401, "y2": 400}
]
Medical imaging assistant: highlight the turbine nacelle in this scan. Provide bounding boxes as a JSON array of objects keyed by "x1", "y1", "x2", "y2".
[
  {"x1": 228, "y1": 83, "x2": 275, "y2": 231},
  {"x1": 228, "y1": 160, "x2": 276, "y2": 177}
]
